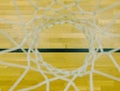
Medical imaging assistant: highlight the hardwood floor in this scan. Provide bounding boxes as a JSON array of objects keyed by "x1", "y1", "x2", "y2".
[{"x1": 0, "y1": 0, "x2": 120, "y2": 91}]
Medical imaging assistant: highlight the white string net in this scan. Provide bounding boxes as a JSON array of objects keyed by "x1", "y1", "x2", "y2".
[{"x1": 0, "y1": 0, "x2": 120, "y2": 91}]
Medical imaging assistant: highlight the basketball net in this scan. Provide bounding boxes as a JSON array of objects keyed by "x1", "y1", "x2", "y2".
[{"x1": 0, "y1": 0, "x2": 120, "y2": 91}]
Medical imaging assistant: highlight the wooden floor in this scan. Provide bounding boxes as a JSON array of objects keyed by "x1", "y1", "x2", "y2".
[{"x1": 0, "y1": 0, "x2": 120, "y2": 91}]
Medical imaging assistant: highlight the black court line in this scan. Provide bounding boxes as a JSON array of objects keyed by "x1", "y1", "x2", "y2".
[{"x1": 0, "y1": 48, "x2": 120, "y2": 53}]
